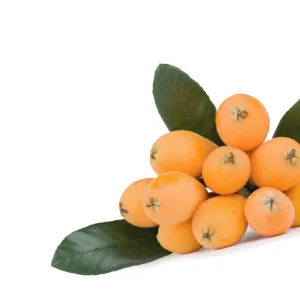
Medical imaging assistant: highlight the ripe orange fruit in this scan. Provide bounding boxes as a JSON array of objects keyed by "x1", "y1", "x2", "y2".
[
  {"x1": 143, "y1": 171, "x2": 208, "y2": 226},
  {"x1": 119, "y1": 178, "x2": 157, "y2": 227},
  {"x1": 251, "y1": 137, "x2": 300, "y2": 191},
  {"x1": 216, "y1": 94, "x2": 270, "y2": 151},
  {"x1": 245, "y1": 187, "x2": 295, "y2": 237},
  {"x1": 202, "y1": 146, "x2": 251, "y2": 195},
  {"x1": 157, "y1": 220, "x2": 202, "y2": 254},
  {"x1": 150, "y1": 130, "x2": 217, "y2": 178},
  {"x1": 285, "y1": 183, "x2": 300, "y2": 227},
  {"x1": 192, "y1": 194, "x2": 247, "y2": 249}
]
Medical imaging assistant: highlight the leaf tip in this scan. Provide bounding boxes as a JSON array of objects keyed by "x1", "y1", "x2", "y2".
[
  {"x1": 153, "y1": 64, "x2": 183, "y2": 93},
  {"x1": 155, "y1": 63, "x2": 180, "y2": 73},
  {"x1": 51, "y1": 246, "x2": 67, "y2": 272},
  {"x1": 156, "y1": 63, "x2": 171, "y2": 69},
  {"x1": 51, "y1": 252, "x2": 61, "y2": 269}
]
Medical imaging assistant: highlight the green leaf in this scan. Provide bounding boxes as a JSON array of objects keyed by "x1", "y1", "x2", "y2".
[
  {"x1": 51, "y1": 219, "x2": 171, "y2": 275},
  {"x1": 153, "y1": 64, "x2": 223, "y2": 145},
  {"x1": 245, "y1": 180, "x2": 258, "y2": 193},
  {"x1": 273, "y1": 100, "x2": 300, "y2": 142},
  {"x1": 237, "y1": 186, "x2": 251, "y2": 198}
]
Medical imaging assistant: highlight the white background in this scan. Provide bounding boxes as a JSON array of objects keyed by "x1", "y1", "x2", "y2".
[{"x1": 1, "y1": 1, "x2": 300, "y2": 299}]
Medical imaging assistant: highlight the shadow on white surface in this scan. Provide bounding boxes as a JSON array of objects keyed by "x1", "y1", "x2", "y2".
[
  {"x1": 152, "y1": 226, "x2": 300, "y2": 265},
  {"x1": 102, "y1": 225, "x2": 300, "y2": 278}
]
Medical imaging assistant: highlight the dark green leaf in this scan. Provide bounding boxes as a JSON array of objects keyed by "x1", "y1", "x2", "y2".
[
  {"x1": 245, "y1": 180, "x2": 258, "y2": 194},
  {"x1": 51, "y1": 219, "x2": 171, "y2": 275},
  {"x1": 153, "y1": 64, "x2": 223, "y2": 145},
  {"x1": 237, "y1": 186, "x2": 251, "y2": 198},
  {"x1": 273, "y1": 100, "x2": 300, "y2": 142}
]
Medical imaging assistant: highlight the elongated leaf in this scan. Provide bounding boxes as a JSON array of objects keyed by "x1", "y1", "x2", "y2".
[
  {"x1": 273, "y1": 100, "x2": 300, "y2": 142},
  {"x1": 153, "y1": 64, "x2": 223, "y2": 145},
  {"x1": 51, "y1": 220, "x2": 171, "y2": 275}
]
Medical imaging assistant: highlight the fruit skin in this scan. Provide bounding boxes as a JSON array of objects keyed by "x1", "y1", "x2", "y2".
[
  {"x1": 143, "y1": 171, "x2": 208, "y2": 226},
  {"x1": 216, "y1": 94, "x2": 270, "y2": 151},
  {"x1": 119, "y1": 178, "x2": 157, "y2": 228},
  {"x1": 157, "y1": 220, "x2": 202, "y2": 254},
  {"x1": 202, "y1": 146, "x2": 251, "y2": 195},
  {"x1": 250, "y1": 137, "x2": 300, "y2": 191},
  {"x1": 150, "y1": 130, "x2": 217, "y2": 178},
  {"x1": 192, "y1": 194, "x2": 247, "y2": 249},
  {"x1": 285, "y1": 183, "x2": 300, "y2": 227},
  {"x1": 245, "y1": 187, "x2": 295, "y2": 237}
]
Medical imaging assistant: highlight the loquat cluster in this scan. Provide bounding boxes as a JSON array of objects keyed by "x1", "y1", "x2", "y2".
[{"x1": 119, "y1": 94, "x2": 300, "y2": 254}]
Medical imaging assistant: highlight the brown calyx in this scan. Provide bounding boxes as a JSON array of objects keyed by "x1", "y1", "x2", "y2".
[
  {"x1": 233, "y1": 108, "x2": 248, "y2": 121},
  {"x1": 201, "y1": 228, "x2": 215, "y2": 242},
  {"x1": 285, "y1": 149, "x2": 297, "y2": 165},
  {"x1": 119, "y1": 203, "x2": 128, "y2": 216},
  {"x1": 264, "y1": 197, "x2": 279, "y2": 212},
  {"x1": 150, "y1": 147, "x2": 157, "y2": 160},
  {"x1": 146, "y1": 198, "x2": 160, "y2": 211},
  {"x1": 224, "y1": 152, "x2": 236, "y2": 164}
]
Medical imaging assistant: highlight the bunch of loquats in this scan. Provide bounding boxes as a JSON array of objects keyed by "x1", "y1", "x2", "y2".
[
  {"x1": 52, "y1": 64, "x2": 300, "y2": 276},
  {"x1": 120, "y1": 93, "x2": 300, "y2": 254}
]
